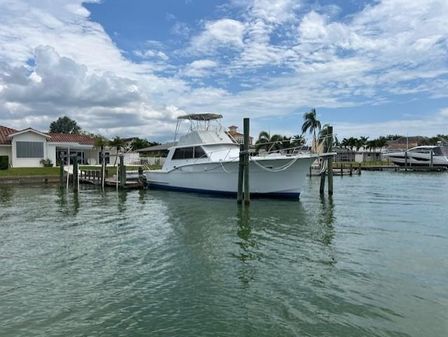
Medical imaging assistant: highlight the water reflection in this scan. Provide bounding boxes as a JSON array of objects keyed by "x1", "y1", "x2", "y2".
[
  {"x1": 0, "y1": 185, "x2": 14, "y2": 205},
  {"x1": 236, "y1": 205, "x2": 258, "y2": 285},
  {"x1": 117, "y1": 190, "x2": 127, "y2": 213},
  {"x1": 318, "y1": 195, "x2": 335, "y2": 246},
  {"x1": 56, "y1": 188, "x2": 79, "y2": 216}
]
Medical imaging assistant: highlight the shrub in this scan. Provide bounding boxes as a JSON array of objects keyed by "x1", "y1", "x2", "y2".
[
  {"x1": 0, "y1": 156, "x2": 9, "y2": 170},
  {"x1": 40, "y1": 158, "x2": 53, "y2": 167}
]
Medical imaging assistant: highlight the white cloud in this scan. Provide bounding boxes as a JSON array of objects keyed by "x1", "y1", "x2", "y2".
[
  {"x1": 189, "y1": 19, "x2": 245, "y2": 54},
  {"x1": 134, "y1": 49, "x2": 169, "y2": 61},
  {"x1": 439, "y1": 108, "x2": 448, "y2": 118},
  {"x1": 183, "y1": 59, "x2": 218, "y2": 77},
  {"x1": 1, "y1": 0, "x2": 448, "y2": 140},
  {"x1": 248, "y1": 0, "x2": 299, "y2": 24}
]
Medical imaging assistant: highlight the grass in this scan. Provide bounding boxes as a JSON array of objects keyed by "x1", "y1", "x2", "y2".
[{"x1": 0, "y1": 167, "x2": 60, "y2": 177}]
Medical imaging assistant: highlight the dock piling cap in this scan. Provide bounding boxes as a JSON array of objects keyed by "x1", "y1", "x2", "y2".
[{"x1": 177, "y1": 113, "x2": 223, "y2": 121}]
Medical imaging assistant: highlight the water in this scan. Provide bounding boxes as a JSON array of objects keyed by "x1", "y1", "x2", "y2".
[{"x1": 0, "y1": 172, "x2": 447, "y2": 337}]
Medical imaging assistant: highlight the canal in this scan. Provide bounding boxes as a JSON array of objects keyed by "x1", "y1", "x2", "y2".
[{"x1": 0, "y1": 171, "x2": 447, "y2": 336}]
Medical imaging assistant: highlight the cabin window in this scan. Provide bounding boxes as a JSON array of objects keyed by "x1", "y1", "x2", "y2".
[
  {"x1": 172, "y1": 147, "x2": 194, "y2": 160},
  {"x1": 16, "y1": 141, "x2": 44, "y2": 158},
  {"x1": 194, "y1": 146, "x2": 207, "y2": 158},
  {"x1": 433, "y1": 148, "x2": 443, "y2": 156}
]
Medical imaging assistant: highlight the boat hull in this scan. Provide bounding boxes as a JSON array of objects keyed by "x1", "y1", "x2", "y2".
[
  {"x1": 145, "y1": 156, "x2": 316, "y2": 199},
  {"x1": 384, "y1": 154, "x2": 448, "y2": 167}
]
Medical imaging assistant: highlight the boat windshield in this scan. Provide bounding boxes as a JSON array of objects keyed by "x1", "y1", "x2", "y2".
[{"x1": 433, "y1": 147, "x2": 443, "y2": 156}]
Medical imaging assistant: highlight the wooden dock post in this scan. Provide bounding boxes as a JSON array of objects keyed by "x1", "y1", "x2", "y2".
[
  {"x1": 358, "y1": 163, "x2": 362, "y2": 175},
  {"x1": 327, "y1": 126, "x2": 334, "y2": 195},
  {"x1": 349, "y1": 163, "x2": 353, "y2": 176},
  {"x1": 72, "y1": 155, "x2": 79, "y2": 192},
  {"x1": 59, "y1": 152, "x2": 64, "y2": 187},
  {"x1": 101, "y1": 152, "x2": 106, "y2": 189},
  {"x1": 404, "y1": 151, "x2": 408, "y2": 171},
  {"x1": 237, "y1": 144, "x2": 244, "y2": 203},
  {"x1": 319, "y1": 163, "x2": 326, "y2": 194},
  {"x1": 340, "y1": 163, "x2": 343, "y2": 176},
  {"x1": 119, "y1": 154, "x2": 126, "y2": 189},
  {"x1": 430, "y1": 150, "x2": 434, "y2": 167},
  {"x1": 243, "y1": 118, "x2": 250, "y2": 205}
]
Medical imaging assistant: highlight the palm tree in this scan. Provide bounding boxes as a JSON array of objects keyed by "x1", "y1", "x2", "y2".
[
  {"x1": 94, "y1": 135, "x2": 109, "y2": 165},
  {"x1": 109, "y1": 136, "x2": 125, "y2": 166},
  {"x1": 318, "y1": 124, "x2": 333, "y2": 153},
  {"x1": 301, "y1": 108, "x2": 321, "y2": 152},
  {"x1": 290, "y1": 134, "x2": 306, "y2": 148},
  {"x1": 255, "y1": 131, "x2": 271, "y2": 152}
]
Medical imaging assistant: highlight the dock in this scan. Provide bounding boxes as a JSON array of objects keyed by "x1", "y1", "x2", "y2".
[{"x1": 79, "y1": 169, "x2": 146, "y2": 189}]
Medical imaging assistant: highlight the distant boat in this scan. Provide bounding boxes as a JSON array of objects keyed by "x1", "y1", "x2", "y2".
[
  {"x1": 384, "y1": 145, "x2": 448, "y2": 167},
  {"x1": 144, "y1": 113, "x2": 323, "y2": 198}
]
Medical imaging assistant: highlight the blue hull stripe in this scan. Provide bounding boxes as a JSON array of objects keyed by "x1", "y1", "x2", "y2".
[{"x1": 147, "y1": 183, "x2": 300, "y2": 199}]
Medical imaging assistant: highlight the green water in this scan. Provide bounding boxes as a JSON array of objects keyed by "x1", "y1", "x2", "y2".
[{"x1": 0, "y1": 172, "x2": 447, "y2": 337}]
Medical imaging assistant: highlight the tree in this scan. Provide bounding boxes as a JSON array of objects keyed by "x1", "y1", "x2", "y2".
[
  {"x1": 109, "y1": 136, "x2": 125, "y2": 166},
  {"x1": 255, "y1": 132, "x2": 300, "y2": 152},
  {"x1": 290, "y1": 134, "x2": 306, "y2": 148},
  {"x1": 95, "y1": 135, "x2": 109, "y2": 163},
  {"x1": 318, "y1": 124, "x2": 333, "y2": 153},
  {"x1": 255, "y1": 131, "x2": 271, "y2": 152},
  {"x1": 301, "y1": 108, "x2": 321, "y2": 152},
  {"x1": 130, "y1": 138, "x2": 160, "y2": 151},
  {"x1": 49, "y1": 116, "x2": 81, "y2": 134}
]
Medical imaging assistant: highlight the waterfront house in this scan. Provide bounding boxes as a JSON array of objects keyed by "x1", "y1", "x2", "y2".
[
  {"x1": 226, "y1": 125, "x2": 254, "y2": 145},
  {"x1": 0, "y1": 125, "x2": 100, "y2": 168}
]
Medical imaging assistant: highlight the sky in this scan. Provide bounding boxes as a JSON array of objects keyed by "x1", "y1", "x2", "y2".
[{"x1": 0, "y1": 0, "x2": 447, "y2": 142}]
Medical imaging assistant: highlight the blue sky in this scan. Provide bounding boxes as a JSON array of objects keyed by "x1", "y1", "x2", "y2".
[{"x1": 0, "y1": 0, "x2": 447, "y2": 142}]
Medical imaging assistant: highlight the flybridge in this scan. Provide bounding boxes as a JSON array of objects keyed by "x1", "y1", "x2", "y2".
[{"x1": 174, "y1": 113, "x2": 225, "y2": 142}]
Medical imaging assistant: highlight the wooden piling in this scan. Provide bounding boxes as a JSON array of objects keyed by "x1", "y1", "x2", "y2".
[
  {"x1": 404, "y1": 151, "x2": 408, "y2": 171},
  {"x1": 430, "y1": 150, "x2": 433, "y2": 167},
  {"x1": 340, "y1": 164, "x2": 343, "y2": 176},
  {"x1": 327, "y1": 126, "x2": 334, "y2": 195},
  {"x1": 119, "y1": 154, "x2": 126, "y2": 189},
  {"x1": 73, "y1": 155, "x2": 79, "y2": 192},
  {"x1": 101, "y1": 151, "x2": 106, "y2": 189},
  {"x1": 59, "y1": 154, "x2": 64, "y2": 187},
  {"x1": 243, "y1": 118, "x2": 250, "y2": 205},
  {"x1": 237, "y1": 144, "x2": 244, "y2": 203},
  {"x1": 349, "y1": 163, "x2": 353, "y2": 176},
  {"x1": 319, "y1": 165, "x2": 326, "y2": 194}
]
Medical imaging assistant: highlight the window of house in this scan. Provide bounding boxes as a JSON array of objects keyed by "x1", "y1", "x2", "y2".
[{"x1": 16, "y1": 141, "x2": 44, "y2": 158}]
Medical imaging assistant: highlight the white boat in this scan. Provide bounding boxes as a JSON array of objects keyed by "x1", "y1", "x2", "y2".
[
  {"x1": 384, "y1": 145, "x2": 448, "y2": 167},
  {"x1": 144, "y1": 113, "x2": 321, "y2": 199}
]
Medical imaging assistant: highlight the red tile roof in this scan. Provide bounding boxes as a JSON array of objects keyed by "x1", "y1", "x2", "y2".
[
  {"x1": 48, "y1": 133, "x2": 95, "y2": 145},
  {"x1": 0, "y1": 125, "x2": 18, "y2": 145},
  {"x1": 0, "y1": 125, "x2": 95, "y2": 145}
]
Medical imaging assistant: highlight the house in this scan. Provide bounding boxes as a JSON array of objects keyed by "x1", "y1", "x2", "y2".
[
  {"x1": 386, "y1": 136, "x2": 424, "y2": 151},
  {"x1": 0, "y1": 125, "x2": 100, "y2": 167},
  {"x1": 135, "y1": 142, "x2": 176, "y2": 166},
  {"x1": 333, "y1": 147, "x2": 383, "y2": 162},
  {"x1": 226, "y1": 125, "x2": 253, "y2": 145}
]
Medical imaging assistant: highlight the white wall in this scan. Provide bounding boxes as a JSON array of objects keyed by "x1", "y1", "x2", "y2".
[
  {"x1": 86, "y1": 148, "x2": 99, "y2": 165},
  {"x1": 0, "y1": 145, "x2": 12, "y2": 167},
  {"x1": 11, "y1": 132, "x2": 48, "y2": 167},
  {"x1": 47, "y1": 144, "x2": 57, "y2": 166}
]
